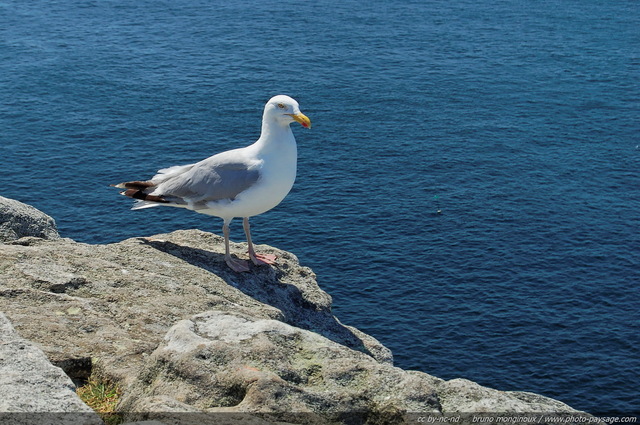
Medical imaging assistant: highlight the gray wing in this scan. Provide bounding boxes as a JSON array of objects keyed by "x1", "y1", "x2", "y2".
[{"x1": 153, "y1": 158, "x2": 260, "y2": 203}]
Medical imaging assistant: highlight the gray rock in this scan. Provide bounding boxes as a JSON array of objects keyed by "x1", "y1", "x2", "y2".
[
  {"x1": 0, "y1": 196, "x2": 59, "y2": 242},
  {"x1": 119, "y1": 310, "x2": 442, "y2": 424},
  {"x1": 435, "y1": 378, "x2": 582, "y2": 414},
  {"x1": 0, "y1": 229, "x2": 390, "y2": 387},
  {"x1": 0, "y1": 198, "x2": 591, "y2": 423},
  {"x1": 0, "y1": 313, "x2": 102, "y2": 423},
  {"x1": 118, "y1": 310, "x2": 585, "y2": 424}
]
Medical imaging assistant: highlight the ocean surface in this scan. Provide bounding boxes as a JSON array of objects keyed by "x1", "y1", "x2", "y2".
[{"x1": 1, "y1": 0, "x2": 638, "y2": 415}]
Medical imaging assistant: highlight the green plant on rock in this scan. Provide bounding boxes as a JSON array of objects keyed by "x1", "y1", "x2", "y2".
[{"x1": 76, "y1": 377, "x2": 123, "y2": 425}]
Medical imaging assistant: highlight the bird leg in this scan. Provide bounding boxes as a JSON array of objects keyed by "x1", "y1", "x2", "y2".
[
  {"x1": 243, "y1": 217, "x2": 277, "y2": 266},
  {"x1": 223, "y1": 221, "x2": 250, "y2": 273}
]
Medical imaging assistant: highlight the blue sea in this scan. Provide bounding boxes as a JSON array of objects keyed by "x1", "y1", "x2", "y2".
[{"x1": 1, "y1": 0, "x2": 638, "y2": 416}]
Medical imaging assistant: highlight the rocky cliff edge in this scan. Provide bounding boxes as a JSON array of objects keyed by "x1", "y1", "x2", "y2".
[{"x1": 0, "y1": 196, "x2": 589, "y2": 424}]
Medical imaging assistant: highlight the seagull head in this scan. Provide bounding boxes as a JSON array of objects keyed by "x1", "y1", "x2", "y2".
[{"x1": 264, "y1": 95, "x2": 311, "y2": 129}]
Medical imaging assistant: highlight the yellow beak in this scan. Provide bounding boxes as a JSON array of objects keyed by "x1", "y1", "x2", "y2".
[{"x1": 288, "y1": 112, "x2": 311, "y2": 129}]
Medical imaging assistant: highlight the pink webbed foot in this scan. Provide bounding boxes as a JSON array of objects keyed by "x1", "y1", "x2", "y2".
[
  {"x1": 249, "y1": 252, "x2": 277, "y2": 266},
  {"x1": 225, "y1": 256, "x2": 251, "y2": 273}
]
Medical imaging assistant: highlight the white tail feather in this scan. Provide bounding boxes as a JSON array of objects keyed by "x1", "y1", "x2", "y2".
[{"x1": 131, "y1": 201, "x2": 161, "y2": 210}]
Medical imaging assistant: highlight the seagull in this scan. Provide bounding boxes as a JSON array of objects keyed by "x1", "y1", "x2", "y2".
[{"x1": 112, "y1": 95, "x2": 311, "y2": 272}]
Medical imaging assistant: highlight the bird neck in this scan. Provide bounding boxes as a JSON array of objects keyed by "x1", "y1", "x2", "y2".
[{"x1": 255, "y1": 119, "x2": 296, "y2": 152}]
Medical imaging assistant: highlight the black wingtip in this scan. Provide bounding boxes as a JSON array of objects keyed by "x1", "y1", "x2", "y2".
[{"x1": 122, "y1": 189, "x2": 170, "y2": 203}]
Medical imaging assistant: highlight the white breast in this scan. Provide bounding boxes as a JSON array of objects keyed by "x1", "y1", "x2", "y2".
[{"x1": 197, "y1": 137, "x2": 297, "y2": 220}]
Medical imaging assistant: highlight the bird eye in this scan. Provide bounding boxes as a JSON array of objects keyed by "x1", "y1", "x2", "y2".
[{"x1": 277, "y1": 103, "x2": 286, "y2": 109}]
